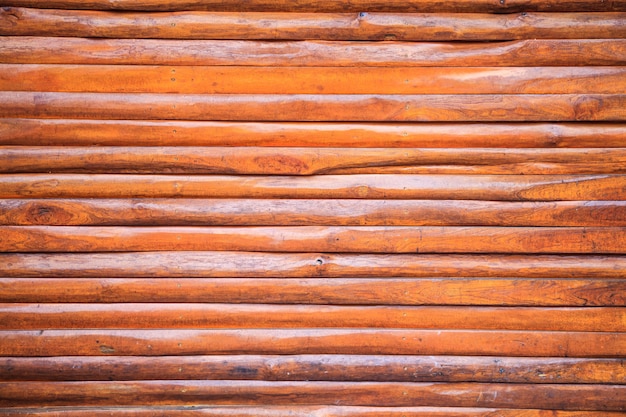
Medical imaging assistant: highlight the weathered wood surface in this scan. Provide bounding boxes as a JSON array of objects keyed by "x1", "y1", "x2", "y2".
[
  {"x1": 1, "y1": 1, "x2": 624, "y2": 414},
  {"x1": 3, "y1": 119, "x2": 625, "y2": 148},
  {"x1": 2, "y1": 278, "x2": 624, "y2": 306},
  {"x1": 3, "y1": 9, "x2": 626, "y2": 41},
  {"x1": 3, "y1": 355, "x2": 624, "y2": 384},
  {"x1": 2, "y1": 38, "x2": 625, "y2": 66}
]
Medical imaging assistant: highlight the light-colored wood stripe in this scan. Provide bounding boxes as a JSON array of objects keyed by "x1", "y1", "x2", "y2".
[
  {"x1": 3, "y1": 9, "x2": 626, "y2": 41},
  {"x1": 2, "y1": 38, "x2": 624, "y2": 66},
  {"x1": 2, "y1": 252, "x2": 624, "y2": 278},
  {"x1": 3, "y1": 119, "x2": 624, "y2": 148}
]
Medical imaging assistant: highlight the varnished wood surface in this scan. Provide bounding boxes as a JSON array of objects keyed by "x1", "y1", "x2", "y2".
[
  {"x1": 3, "y1": 9, "x2": 626, "y2": 41},
  {"x1": 2, "y1": 38, "x2": 625, "y2": 66},
  {"x1": 3, "y1": 119, "x2": 625, "y2": 148},
  {"x1": 2, "y1": 278, "x2": 624, "y2": 306}
]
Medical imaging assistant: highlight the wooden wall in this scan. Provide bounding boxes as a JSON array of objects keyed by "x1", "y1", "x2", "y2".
[{"x1": 0, "y1": 1, "x2": 625, "y2": 415}]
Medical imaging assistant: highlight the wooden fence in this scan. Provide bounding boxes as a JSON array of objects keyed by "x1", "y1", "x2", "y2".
[{"x1": 0, "y1": 1, "x2": 625, "y2": 415}]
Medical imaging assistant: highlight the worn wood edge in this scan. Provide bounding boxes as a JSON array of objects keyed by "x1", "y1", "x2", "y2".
[
  {"x1": 1, "y1": 278, "x2": 624, "y2": 306},
  {"x1": 2, "y1": 9, "x2": 626, "y2": 41},
  {"x1": 2, "y1": 355, "x2": 624, "y2": 384},
  {"x1": 2, "y1": 0, "x2": 626, "y2": 12},
  {"x1": 3, "y1": 199, "x2": 625, "y2": 227},
  {"x1": 2, "y1": 174, "x2": 625, "y2": 200},
  {"x1": 3, "y1": 225, "x2": 626, "y2": 254},
  {"x1": 2, "y1": 119, "x2": 625, "y2": 148},
  {"x1": 2, "y1": 92, "x2": 625, "y2": 122},
  {"x1": 0, "y1": 381, "x2": 625, "y2": 409},
  {"x1": 2, "y1": 252, "x2": 625, "y2": 278},
  {"x1": 0, "y1": 406, "x2": 622, "y2": 417},
  {"x1": 3, "y1": 147, "x2": 626, "y2": 175},
  {"x1": 2, "y1": 304, "x2": 623, "y2": 331},
  {"x1": 1, "y1": 38, "x2": 624, "y2": 66}
]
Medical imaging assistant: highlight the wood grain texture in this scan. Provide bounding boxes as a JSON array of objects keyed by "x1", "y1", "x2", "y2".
[
  {"x1": 2, "y1": 92, "x2": 625, "y2": 122},
  {"x1": 2, "y1": 119, "x2": 625, "y2": 148},
  {"x1": 4, "y1": 65, "x2": 626, "y2": 94},
  {"x1": 3, "y1": 9, "x2": 626, "y2": 41},
  {"x1": 0, "y1": 381, "x2": 625, "y2": 409},
  {"x1": 2, "y1": 38, "x2": 625, "y2": 66},
  {"x1": 2, "y1": 174, "x2": 624, "y2": 200},
  {"x1": 1, "y1": 252, "x2": 624, "y2": 278},
  {"x1": 3, "y1": 0, "x2": 626, "y2": 12},
  {"x1": 2, "y1": 355, "x2": 623, "y2": 384},
  {"x1": 1, "y1": 329, "x2": 625, "y2": 357},
  {"x1": 4, "y1": 147, "x2": 626, "y2": 175},
  {"x1": 3, "y1": 199, "x2": 625, "y2": 227},
  {"x1": 3, "y1": 225, "x2": 625, "y2": 254},
  {"x1": 0, "y1": 406, "x2": 622, "y2": 417},
  {"x1": 3, "y1": 304, "x2": 623, "y2": 331},
  {"x1": 2, "y1": 278, "x2": 624, "y2": 306}
]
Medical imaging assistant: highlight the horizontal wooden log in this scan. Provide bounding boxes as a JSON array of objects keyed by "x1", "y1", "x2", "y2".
[
  {"x1": 1, "y1": 381, "x2": 625, "y2": 409},
  {"x1": 3, "y1": 0, "x2": 626, "y2": 12},
  {"x1": 2, "y1": 38, "x2": 624, "y2": 66},
  {"x1": 3, "y1": 9, "x2": 626, "y2": 41},
  {"x1": 3, "y1": 199, "x2": 625, "y2": 227},
  {"x1": 2, "y1": 252, "x2": 625, "y2": 278},
  {"x1": 1, "y1": 278, "x2": 624, "y2": 306},
  {"x1": 1, "y1": 329, "x2": 625, "y2": 357},
  {"x1": 2, "y1": 119, "x2": 625, "y2": 148},
  {"x1": 3, "y1": 226, "x2": 625, "y2": 254},
  {"x1": 3, "y1": 304, "x2": 622, "y2": 331},
  {"x1": 3, "y1": 355, "x2": 623, "y2": 384},
  {"x1": 2, "y1": 92, "x2": 625, "y2": 122},
  {"x1": 4, "y1": 65, "x2": 626, "y2": 95},
  {"x1": 4, "y1": 147, "x2": 626, "y2": 175},
  {"x1": 0, "y1": 406, "x2": 622, "y2": 417},
  {"x1": 2, "y1": 174, "x2": 625, "y2": 200}
]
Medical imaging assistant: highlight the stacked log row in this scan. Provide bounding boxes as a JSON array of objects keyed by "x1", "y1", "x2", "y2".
[{"x1": 0, "y1": 1, "x2": 625, "y2": 415}]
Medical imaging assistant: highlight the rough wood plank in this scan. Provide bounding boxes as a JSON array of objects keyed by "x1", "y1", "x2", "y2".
[
  {"x1": 2, "y1": 120, "x2": 624, "y2": 148},
  {"x1": 4, "y1": 147, "x2": 626, "y2": 175},
  {"x1": 1, "y1": 329, "x2": 625, "y2": 357},
  {"x1": 1, "y1": 252, "x2": 624, "y2": 278},
  {"x1": 3, "y1": 65, "x2": 625, "y2": 95},
  {"x1": 2, "y1": 38, "x2": 624, "y2": 66},
  {"x1": 2, "y1": 174, "x2": 625, "y2": 200},
  {"x1": 2, "y1": 304, "x2": 622, "y2": 331},
  {"x1": 3, "y1": 199, "x2": 625, "y2": 227},
  {"x1": 2, "y1": 278, "x2": 624, "y2": 306},
  {"x1": 0, "y1": 406, "x2": 622, "y2": 417},
  {"x1": 2, "y1": 92, "x2": 625, "y2": 122},
  {"x1": 3, "y1": 225, "x2": 625, "y2": 254},
  {"x1": 3, "y1": 0, "x2": 625, "y2": 12},
  {"x1": 1, "y1": 381, "x2": 625, "y2": 409},
  {"x1": 3, "y1": 9, "x2": 626, "y2": 41},
  {"x1": 2, "y1": 355, "x2": 623, "y2": 384}
]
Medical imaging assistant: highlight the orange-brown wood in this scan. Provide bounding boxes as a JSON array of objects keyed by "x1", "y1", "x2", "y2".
[
  {"x1": 1, "y1": 252, "x2": 624, "y2": 278},
  {"x1": 2, "y1": 278, "x2": 624, "y2": 306},
  {"x1": 2, "y1": 119, "x2": 625, "y2": 148},
  {"x1": 1, "y1": 174, "x2": 624, "y2": 200},
  {"x1": 3, "y1": 0, "x2": 626, "y2": 12},
  {"x1": 1, "y1": 329, "x2": 624, "y2": 357},
  {"x1": 1, "y1": 381, "x2": 625, "y2": 409},
  {"x1": 3, "y1": 199, "x2": 625, "y2": 227},
  {"x1": 2, "y1": 355, "x2": 623, "y2": 384},
  {"x1": 3, "y1": 147, "x2": 626, "y2": 175},
  {"x1": 3, "y1": 9, "x2": 626, "y2": 41},
  {"x1": 2, "y1": 38, "x2": 625, "y2": 66},
  {"x1": 4, "y1": 65, "x2": 626, "y2": 94},
  {"x1": 2, "y1": 92, "x2": 625, "y2": 122},
  {"x1": 3, "y1": 225, "x2": 625, "y2": 254}
]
